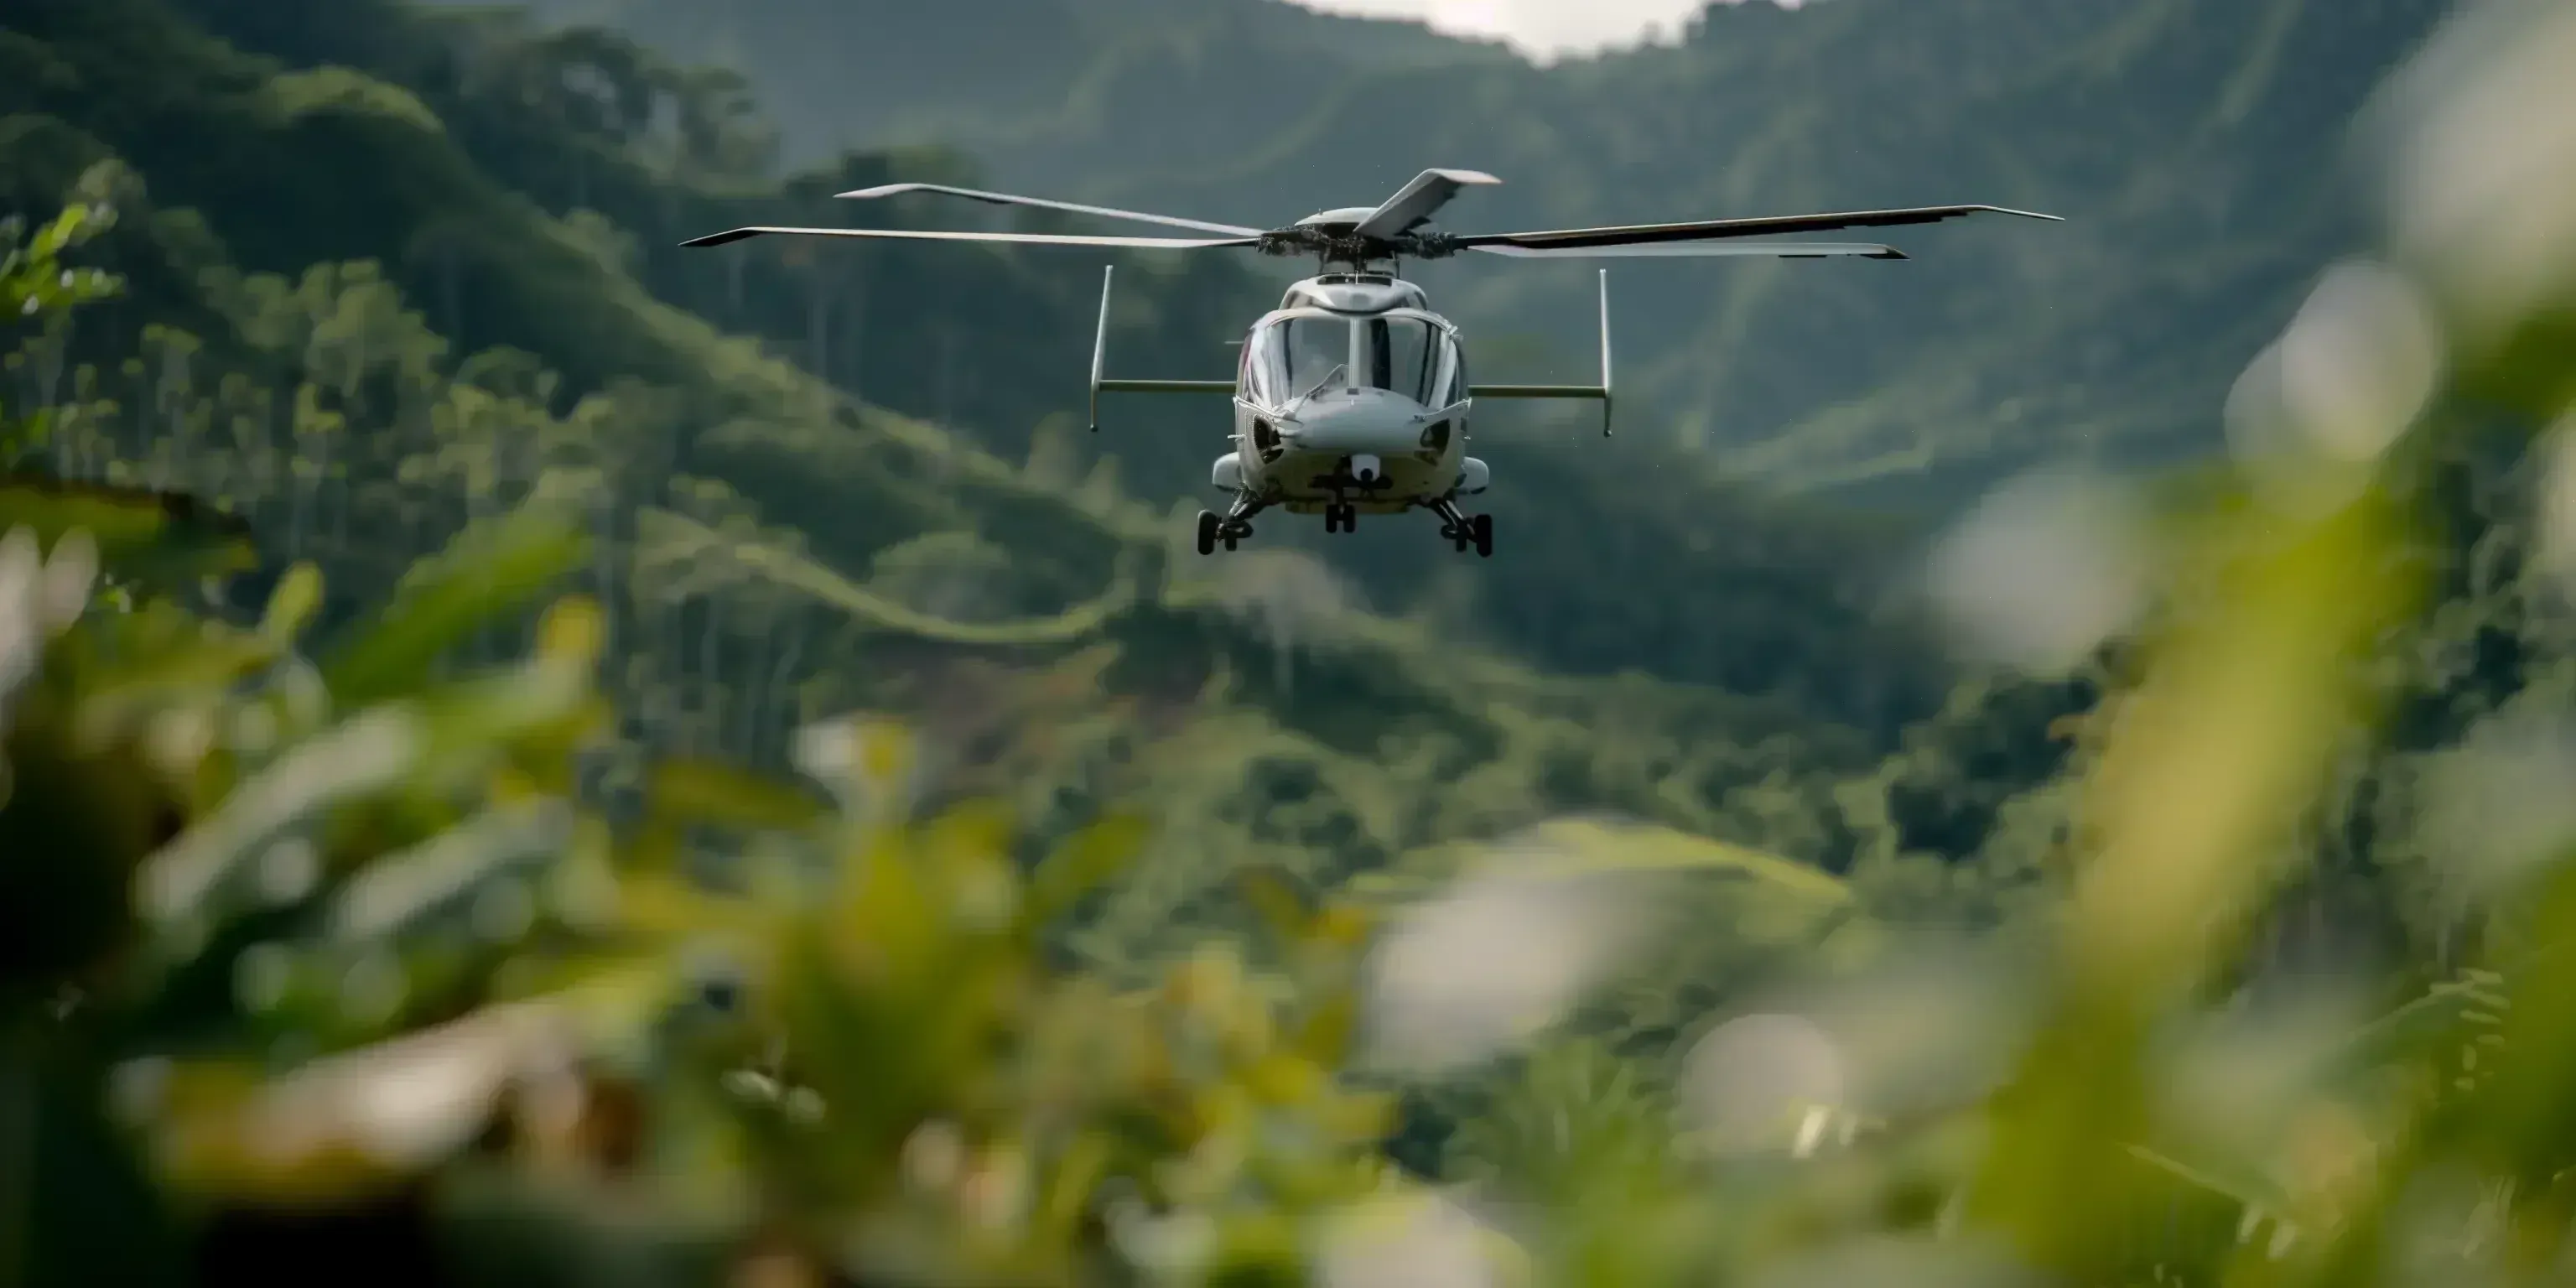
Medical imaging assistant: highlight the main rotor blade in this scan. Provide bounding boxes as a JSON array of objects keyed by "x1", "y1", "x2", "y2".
[
  {"x1": 836, "y1": 182, "x2": 1265, "y2": 236},
  {"x1": 1455, "y1": 204, "x2": 2062, "y2": 252},
  {"x1": 681, "y1": 226, "x2": 1261, "y2": 251},
  {"x1": 1469, "y1": 242, "x2": 1909, "y2": 260},
  {"x1": 1351, "y1": 169, "x2": 1503, "y2": 241}
]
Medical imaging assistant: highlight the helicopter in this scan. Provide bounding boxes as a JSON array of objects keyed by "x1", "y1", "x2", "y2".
[{"x1": 682, "y1": 169, "x2": 2060, "y2": 557}]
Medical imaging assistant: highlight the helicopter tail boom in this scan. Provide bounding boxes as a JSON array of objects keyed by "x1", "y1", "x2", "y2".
[{"x1": 1467, "y1": 269, "x2": 1616, "y2": 437}]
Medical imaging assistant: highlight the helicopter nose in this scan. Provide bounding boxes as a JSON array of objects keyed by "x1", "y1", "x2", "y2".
[{"x1": 1278, "y1": 390, "x2": 1425, "y2": 454}]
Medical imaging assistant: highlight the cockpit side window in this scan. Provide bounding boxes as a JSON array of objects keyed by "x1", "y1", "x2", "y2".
[
  {"x1": 1245, "y1": 322, "x2": 1294, "y2": 404},
  {"x1": 1434, "y1": 330, "x2": 1464, "y2": 407}
]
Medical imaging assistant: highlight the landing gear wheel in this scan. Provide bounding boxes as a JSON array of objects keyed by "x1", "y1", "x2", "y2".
[
  {"x1": 1196, "y1": 510, "x2": 1219, "y2": 556},
  {"x1": 1223, "y1": 532, "x2": 1239, "y2": 551},
  {"x1": 1451, "y1": 525, "x2": 1470, "y2": 553},
  {"x1": 1472, "y1": 513, "x2": 1493, "y2": 558},
  {"x1": 1327, "y1": 503, "x2": 1355, "y2": 533}
]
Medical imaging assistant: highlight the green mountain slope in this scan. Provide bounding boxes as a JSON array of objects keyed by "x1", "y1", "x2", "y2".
[
  {"x1": 3, "y1": 0, "x2": 2007, "y2": 979},
  {"x1": 471, "y1": 0, "x2": 2456, "y2": 504},
  {"x1": 22, "y1": 8, "x2": 2576, "y2": 1275},
  {"x1": 454, "y1": 0, "x2": 1521, "y2": 169},
  {"x1": 162, "y1": 0, "x2": 1966, "y2": 727}
]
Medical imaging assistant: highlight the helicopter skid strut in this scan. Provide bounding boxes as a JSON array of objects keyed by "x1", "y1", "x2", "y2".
[
  {"x1": 1429, "y1": 496, "x2": 1493, "y2": 558},
  {"x1": 1196, "y1": 494, "x2": 1264, "y2": 555}
]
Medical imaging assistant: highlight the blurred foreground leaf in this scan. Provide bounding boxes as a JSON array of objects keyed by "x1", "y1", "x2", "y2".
[{"x1": 0, "y1": 475, "x2": 257, "y2": 590}]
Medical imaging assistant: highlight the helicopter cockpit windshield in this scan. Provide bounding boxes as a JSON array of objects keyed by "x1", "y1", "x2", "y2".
[
  {"x1": 1246, "y1": 311, "x2": 1460, "y2": 409},
  {"x1": 1362, "y1": 315, "x2": 1460, "y2": 408},
  {"x1": 1245, "y1": 314, "x2": 1345, "y2": 406}
]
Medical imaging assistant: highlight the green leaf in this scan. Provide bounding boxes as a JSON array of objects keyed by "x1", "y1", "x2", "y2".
[
  {"x1": 1026, "y1": 811, "x2": 1149, "y2": 928},
  {"x1": 326, "y1": 800, "x2": 576, "y2": 945},
  {"x1": 1235, "y1": 865, "x2": 1313, "y2": 945},
  {"x1": 2121, "y1": 1143, "x2": 2296, "y2": 1223},
  {"x1": 133, "y1": 706, "x2": 429, "y2": 932},
  {"x1": 261, "y1": 563, "x2": 325, "y2": 645},
  {"x1": 0, "y1": 474, "x2": 257, "y2": 590},
  {"x1": 1501, "y1": 818, "x2": 1853, "y2": 903},
  {"x1": 321, "y1": 505, "x2": 587, "y2": 708},
  {"x1": 643, "y1": 758, "x2": 830, "y2": 836}
]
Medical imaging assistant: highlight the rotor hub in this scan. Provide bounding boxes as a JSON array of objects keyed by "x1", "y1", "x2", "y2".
[{"x1": 1258, "y1": 226, "x2": 1462, "y2": 269}]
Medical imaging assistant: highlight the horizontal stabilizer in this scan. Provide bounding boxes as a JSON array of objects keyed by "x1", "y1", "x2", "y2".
[
  {"x1": 1470, "y1": 242, "x2": 1906, "y2": 260},
  {"x1": 835, "y1": 182, "x2": 1263, "y2": 236},
  {"x1": 681, "y1": 226, "x2": 1259, "y2": 251},
  {"x1": 1467, "y1": 269, "x2": 1616, "y2": 435},
  {"x1": 1087, "y1": 266, "x2": 1239, "y2": 431},
  {"x1": 1098, "y1": 379, "x2": 1235, "y2": 394},
  {"x1": 1469, "y1": 384, "x2": 1608, "y2": 399}
]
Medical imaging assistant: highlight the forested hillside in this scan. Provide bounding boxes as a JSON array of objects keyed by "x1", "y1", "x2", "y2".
[
  {"x1": 134, "y1": 0, "x2": 1990, "y2": 722},
  {"x1": 449, "y1": 0, "x2": 1521, "y2": 164},
  {"x1": 0, "y1": 0, "x2": 2019, "y2": 974},
  {"x1": 466, "y1": 0, "x2": 2457, "y2": 504},
  {"x1": 13, "y1": 0, "x2": 2576, "y2": 1282},
  {"x1": 9, "y1": 0, "x2": 2536, "y2": 1050}
]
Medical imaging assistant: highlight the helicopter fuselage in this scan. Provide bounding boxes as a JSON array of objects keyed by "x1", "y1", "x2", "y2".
[{"x1": 1213, "y1": 273, "x2": 1485, "y2": 517}]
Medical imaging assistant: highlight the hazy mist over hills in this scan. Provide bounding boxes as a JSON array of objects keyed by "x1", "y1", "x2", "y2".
[{"x1": 1294, "y1": 0, "x2": 1807, "y2": 60}]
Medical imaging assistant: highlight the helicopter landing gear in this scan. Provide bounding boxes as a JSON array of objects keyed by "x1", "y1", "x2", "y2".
[
  {"x1": 1197, "y1": 496, "x2": 1264, "y2": 555},
  {"x1": 1324, "y1": 502, "x2": 1358, "y2": 533},
  {"x1": 1429, "y1": 498, "x2": 1493, "y2": 558}
]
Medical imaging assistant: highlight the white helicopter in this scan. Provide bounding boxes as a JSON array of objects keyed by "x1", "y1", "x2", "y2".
[{"x1": 683, "y1": 169, "x2": 2059, "y2": 557}]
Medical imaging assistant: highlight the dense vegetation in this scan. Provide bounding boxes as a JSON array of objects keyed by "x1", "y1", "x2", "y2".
[
  {"x1": 8, "y1": 0, "x2": 2576, "y2": 1283},
  {"x1": 0, "y1": 0, "x2": 1971, "y2": 1012}
]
